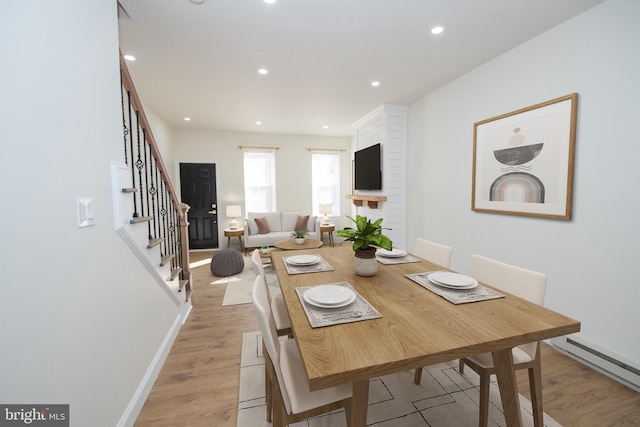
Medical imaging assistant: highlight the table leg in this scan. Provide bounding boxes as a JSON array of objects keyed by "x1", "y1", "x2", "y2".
[
  {"x1": 227, "y1": 236, "x2": 231, "y2": 249},
  {"x1": 237, "y1": 236, "x2": 244, "y2": 252},
  {"x1": 492, "y1": 348, "x2": 523, "y2": 427},
  {"x1": 350, "y1": 380, "x2": 369, "y2": 427}
]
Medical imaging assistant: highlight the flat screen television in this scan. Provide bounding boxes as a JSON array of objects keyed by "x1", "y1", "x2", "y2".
[{"x1": 354, "y1": 143, "x2": 382, "y2": 190}]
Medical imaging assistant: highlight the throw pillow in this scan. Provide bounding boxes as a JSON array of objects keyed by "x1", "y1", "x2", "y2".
[
  {"x1": 255, "y1": 217, "x2": 270, "y2": 234},
  {"x1": 246, "y1": 218, "x2": 258, "y2": 235},
  {"x1": 294, "y1": 214, "x2": 310, "y2": 231}
]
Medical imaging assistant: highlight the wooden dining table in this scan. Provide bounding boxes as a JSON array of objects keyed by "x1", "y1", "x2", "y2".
[{"x1": 271, "y1": 244, "x2": 580, "y2": 427}]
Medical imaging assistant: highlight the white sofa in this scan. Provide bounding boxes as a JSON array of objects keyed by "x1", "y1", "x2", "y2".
[{"x1": 244, "y1": 211, "x2": 318, "y2": 250}]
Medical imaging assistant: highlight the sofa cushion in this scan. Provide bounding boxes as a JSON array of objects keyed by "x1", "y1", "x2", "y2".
[
  {"x1": 307, "y1": 215, "x2": 317, "y2": 231},
  {"x1": 281, "y1": 211, "x2": 302, "y2": 231},
  {"x1": 246, "y1": 218, "x2": 258, "y2": 235},
  {"x1": 255, "y1": 217, "x2": 270, "y2": 234},
  {"x1": 294, "y1": 214, "x2": 309, "y2": 231},
  {"x1": 247, "y1": 231, "x2": 291, "y2": 247},
  {"x1": 282, "y1": 211, "x2": 316, "y2": 231},
  {"x1": 247, "y1": 212, "x2": 283, "y2": 233}
]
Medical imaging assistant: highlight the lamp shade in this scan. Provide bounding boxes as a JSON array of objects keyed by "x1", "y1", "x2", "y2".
[
  {"x1": 319, "y1": 203, "x2": 333, "y2": 215},
  {"x1": 226, "y1": 205, "x2": 241, "y2": 218}
]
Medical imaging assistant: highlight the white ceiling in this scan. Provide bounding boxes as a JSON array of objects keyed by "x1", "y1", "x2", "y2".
[{"x1": 118, "y1": 0, "x2": 604, "y2": 137}]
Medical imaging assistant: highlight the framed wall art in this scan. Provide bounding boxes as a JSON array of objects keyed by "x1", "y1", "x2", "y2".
[{"x1": 472, "y1": 93, "x2": 578, "y2": 219}]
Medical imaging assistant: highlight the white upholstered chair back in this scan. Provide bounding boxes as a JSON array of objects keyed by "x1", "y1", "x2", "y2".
[
  {"x1": 251, "y1": 275, "x2": 293, "y2": 413},
  {"x1": 412, "y1": 238, "x2": 453, "y2": 268},
  {"x1": 251, "y1": 249, "x2": 265, "y2": 277},
  {"x1": 467, "y1": 254, "x2": 547, "y2": 359}
]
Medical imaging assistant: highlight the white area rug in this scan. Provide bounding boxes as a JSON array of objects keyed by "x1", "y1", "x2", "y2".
[
  {"x1": 220, "y1": 260, "x2": 279, "y2": 306},
  {"x1": 237, "y1": 331, "x2": 563, "y2": 427}
]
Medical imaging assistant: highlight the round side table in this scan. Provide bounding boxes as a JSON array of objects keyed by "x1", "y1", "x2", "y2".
[
  {"x1": 224, "y1": 228, "x2": 245, "y2": 252},
  {"x1": 319, "y1": 224, "x2": 335, "y2": 247}
]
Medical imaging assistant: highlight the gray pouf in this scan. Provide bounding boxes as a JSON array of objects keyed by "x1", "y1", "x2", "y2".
[{"x1": 210, "y1": 249, "x2": 245, "y2": 277}]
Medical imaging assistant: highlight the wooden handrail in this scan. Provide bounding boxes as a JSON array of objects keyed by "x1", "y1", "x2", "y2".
[
  {"x1": 119, "y1": 55, "x2": 184, "y2": 221},
  {"x1": 120, "y1": 53, "x2": 191, "y2": 300}
]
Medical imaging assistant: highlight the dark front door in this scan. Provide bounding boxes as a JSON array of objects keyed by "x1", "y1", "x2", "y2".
[{"x1": 180, "y1": 163, "x2": 219, "y2": 249}]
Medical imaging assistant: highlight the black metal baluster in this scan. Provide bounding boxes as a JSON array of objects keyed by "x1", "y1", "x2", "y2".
[
  {"x1": 127, "y1": 91, "x2": 139, "y2": 217},
  {"x1": 169, "y1": 201, "x2": 178, "y2": 270},
  {"x1": 149, "y1": 152, "x2": 158, "y2": 243},
  {"x1": 120, "y1": 74, "x2": 129, "y2": 163},
  {"x1": 134, "y1": 111, "x2": 145, "y2": 218},
  {"x1": 143, "y1": 129, "x2": 152, "y2": 239},
  {"x1": 159, "y1": 177, "x2": 167, "y2": 258}
]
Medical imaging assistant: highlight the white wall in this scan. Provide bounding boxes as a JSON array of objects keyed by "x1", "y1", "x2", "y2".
[
  {"x1": 171, "y1": 129, "x2": 352, "y2": 243},
  {"x1": 0, "y1": 1, "x2": 180, "y2": 425},
  {"x1": 145, "y1": 105, "x2": 175, "y2": 180},
  {"x1": 407, "y1": 0, "x2": 639, "y2": 365}
]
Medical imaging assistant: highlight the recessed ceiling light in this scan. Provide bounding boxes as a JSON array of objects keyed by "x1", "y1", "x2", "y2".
[
  {"x1": 371, "y1": 81, "x2": 380, "y2": 87},
  {"x1": 258, "y1": 68, "x2": 268, "y2": 75},
  {"x1": 431, "y1": 26, "x2": 444, "y2": 35},
  {"x1": 323, "y1": 125, "x2": 329, "y2": 129},
  {"x1": 123, "y1": 54, "x2": 136, "y2": 61},
  {"x1": 256, "y1": 121, "x2": 262, "y2": 125},
  {"x1": 264, "y1": 0, "x2": 277, "y2": 4},
  {"x1": 184, "y1": 117, "x2": 191, "y2": 121},
  {"x1": 189, "y1": 0, "x2": 205, "y2": 5}
]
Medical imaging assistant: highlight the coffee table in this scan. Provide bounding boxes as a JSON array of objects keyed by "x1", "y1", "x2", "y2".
[{"x1": 274, "y1": 238, "x2": 323, "y2": 250}]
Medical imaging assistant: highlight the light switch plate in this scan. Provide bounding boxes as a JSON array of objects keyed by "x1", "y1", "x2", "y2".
[{"x1": 77, "y1": 198, "x2": 95, "y2": 227}]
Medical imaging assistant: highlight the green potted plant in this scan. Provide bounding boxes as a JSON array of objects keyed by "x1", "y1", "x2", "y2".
[
  {"x1": 337, "y1": 215, "x2": 392, "y2": 276},
  {"x1": 291, "y1": 229, "x2": 309, "y2": 244}
]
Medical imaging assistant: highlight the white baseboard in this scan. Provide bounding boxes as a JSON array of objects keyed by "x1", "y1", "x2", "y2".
[
  {"x1": 551, "y1": 335, "x2": 640, "y2": 392},
  {"x1": 117, "y1": 313, "x2": 183, "y2": 427}
]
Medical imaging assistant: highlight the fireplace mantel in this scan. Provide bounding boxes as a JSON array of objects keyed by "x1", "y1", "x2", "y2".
[{"x1": 346, "y1": 195, "x2": 387, "y2": 209}]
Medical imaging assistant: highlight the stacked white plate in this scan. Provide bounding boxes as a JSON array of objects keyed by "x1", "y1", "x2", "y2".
[
  {"x1": 286, "y1": 254, "x2": 320, "y2": 266},
  {"x1": 303, "y1": 284, "x2": 357, "y2": 308},
  {"x1": 376, "y1": 248, "x2": 407, "y2": 258},
  {"x1": 427, "y1": 272, "x2": 478, "y2": 290}
]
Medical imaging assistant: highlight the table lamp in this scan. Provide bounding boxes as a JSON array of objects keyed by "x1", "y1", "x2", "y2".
[
  {"x1": 226, "y1": 205, "x2": 241, "y2": 229},
  {"x1": 319, "y1": 203, "x2": 332, "y2": 225}
]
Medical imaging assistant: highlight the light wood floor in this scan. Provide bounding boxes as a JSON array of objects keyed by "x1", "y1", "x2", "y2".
[{"x1": 134, "y1": 250, "x2": 639, "y2": 426}]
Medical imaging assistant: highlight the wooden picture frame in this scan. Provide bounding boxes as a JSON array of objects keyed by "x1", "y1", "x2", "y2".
[{"x1": 472, "y1": 93, "x2": 578, "y2": 219}]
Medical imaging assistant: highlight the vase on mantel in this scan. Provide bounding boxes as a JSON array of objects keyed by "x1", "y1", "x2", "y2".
[{"x1": 353, "y1": 247, "x2": 378, "y2": 276}]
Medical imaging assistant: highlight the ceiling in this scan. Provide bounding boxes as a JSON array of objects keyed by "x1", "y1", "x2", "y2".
[{"x1": 117, "y1": 0, "x2": 604, "y2": 137}]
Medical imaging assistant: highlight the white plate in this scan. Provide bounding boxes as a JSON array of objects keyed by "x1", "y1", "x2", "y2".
[
  {"x1": 305, "y1": 285, "x2": 356, "y2": 305},
  {"x1": 303, "y1": 291, "x2": 357, "y2": 308},
  {"x1": 287, "y1": 254, "x2": 321, "y2": 266},
  {"x1": 427, "y1": 272, "x2": 479, "y2": 289},
  {"x1": 376, "y1": 248, "x2": 407, "y2": 258}
]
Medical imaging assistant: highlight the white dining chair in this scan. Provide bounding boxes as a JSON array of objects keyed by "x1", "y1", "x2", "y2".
[
  {"x1": 252, "y1": 275, "x2": 353, "y2": 427},
  {"x1": 412, "y1": 237, "x2": 453, "y2": 268},
  {"x1": 411, "y1": 238, "x2": 454, "y2": 385},
  {"x1": 251, "y1": 249, "x2": 292, "y2": 336},
  {"x1": 459, "y1": 254, "x2": 547, "y2": 427}
]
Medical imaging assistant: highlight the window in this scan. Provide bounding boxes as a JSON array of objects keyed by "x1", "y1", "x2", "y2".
[
  {"x1": 243, "y1": 149, "x2": 276, "y2": 212},
  {"x1": 311, "y1": 151, "x2": 340, "y2": 217}
]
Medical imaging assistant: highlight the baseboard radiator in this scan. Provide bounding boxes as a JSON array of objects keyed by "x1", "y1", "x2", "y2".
[{"x1": 551, "y1": 335, "x2": 640, "y2": 392}]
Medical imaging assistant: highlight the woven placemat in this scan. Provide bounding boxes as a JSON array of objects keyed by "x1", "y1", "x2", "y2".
[
  {"x1": 282, "y1": 256, "x2": 334, "y2": 274},
  {"x1": 406, "y1": 272, "x2": 504, "y2": 304},
  {"x1": 295, "y1": 282, "x2": 381, "y2": 328}
]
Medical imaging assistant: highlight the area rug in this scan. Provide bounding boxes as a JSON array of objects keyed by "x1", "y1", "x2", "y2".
[
  {"x1": 237, "y1": 331, "x2": 562, "y2": 427},
  {"x1": 220, "y1": 260, "x2": 279, "y2": 306}
]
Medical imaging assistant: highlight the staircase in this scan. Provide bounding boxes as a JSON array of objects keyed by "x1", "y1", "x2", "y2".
[{"x1": 112, "y1": 54, "x2": 192, "y2": 319}]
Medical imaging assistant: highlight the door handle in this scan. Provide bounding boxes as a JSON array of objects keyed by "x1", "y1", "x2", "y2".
[{"x1": 209, "y1": 210, "x2": 217, "y2": 214}]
